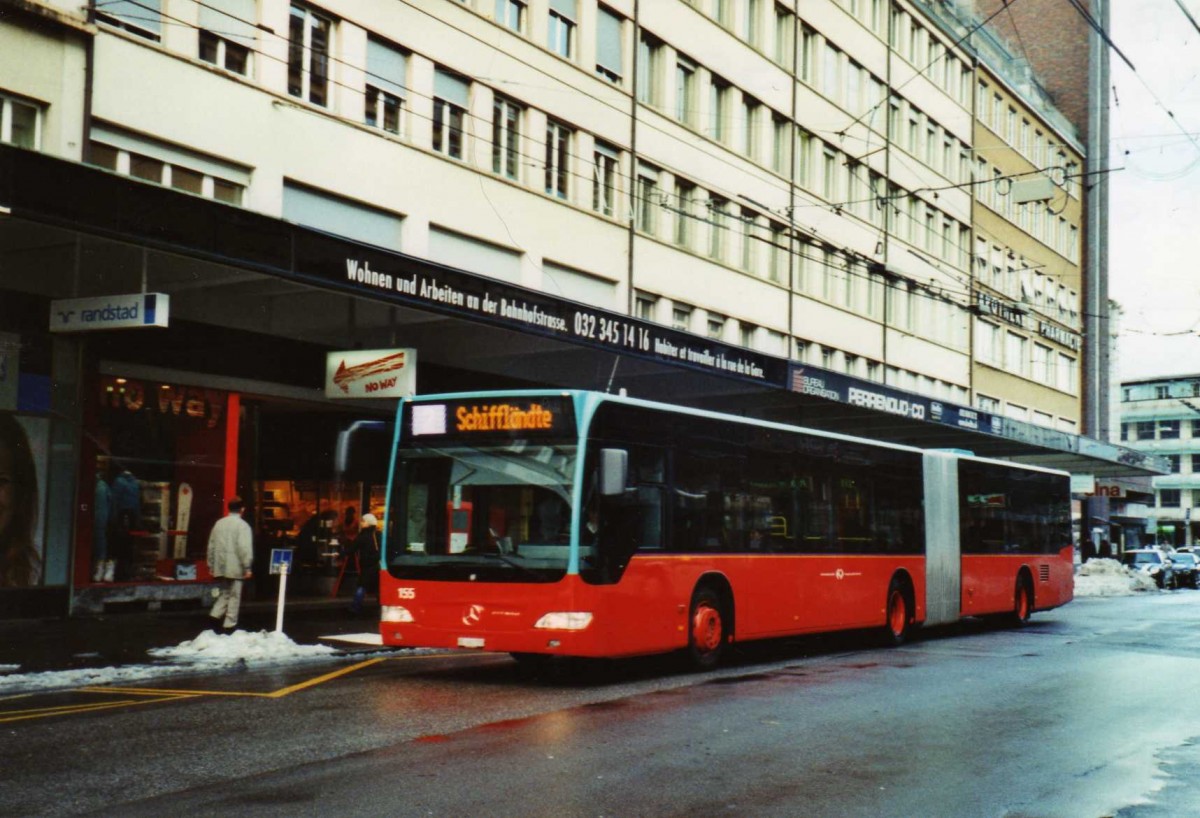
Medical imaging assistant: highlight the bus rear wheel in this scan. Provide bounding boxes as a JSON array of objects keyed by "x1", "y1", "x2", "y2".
[
  {"x1": 1010, "y1": 578, "x2": 1033, "y2": 627},
  {"x1": 688, "y1": 587, "x2": 728, "y2": 670},
  {"x1": 883, "y1": 578, "x2": 912, "y2": 646}
]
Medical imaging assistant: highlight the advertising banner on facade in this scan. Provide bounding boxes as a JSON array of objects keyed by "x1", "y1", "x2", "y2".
[
  {"x1": 0, "y1": 413, "x2": 48, "y2": 588},
  {"x1": 0, "y1": 332, "x2": 18, "y2": 411},
  {"x1": 297, "y1": 232, "x2": 790, "y2": 389},
  {"x1": 325, "y1": 348, "x2": 417, "y2": 399},
  {"x1": 788, "y1": 363, "x2": 1085, "y2": 453}
]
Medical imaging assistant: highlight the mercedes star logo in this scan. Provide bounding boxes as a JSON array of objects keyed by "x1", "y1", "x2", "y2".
[{"x1": 462, "y1": 604, "x2": 484, "y2": 626}]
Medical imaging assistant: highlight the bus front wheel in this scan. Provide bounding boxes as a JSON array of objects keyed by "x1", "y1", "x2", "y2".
[{"x1": 688, "y1": 587, "x2": 728, "y2": 670}]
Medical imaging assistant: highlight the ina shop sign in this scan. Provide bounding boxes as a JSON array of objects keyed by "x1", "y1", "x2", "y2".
[
  {"x1": 325, "y1": 348, "x2": 417, "y2": 399},
  {"x1": 100, "y1": 377, "x2": 227, "y2": 429}
]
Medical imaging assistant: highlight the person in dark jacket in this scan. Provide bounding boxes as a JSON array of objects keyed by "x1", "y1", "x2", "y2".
[{"x1": 349, "y1": 513, "x2": 380, "y2": 614}]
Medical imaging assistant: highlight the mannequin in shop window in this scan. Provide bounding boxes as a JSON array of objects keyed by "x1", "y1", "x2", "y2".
[
  {"x1": 109, "y1": 463, "x2": 141, "y2": 582},
  {"x1": 0, "y1": 414, "x2": 41, "y2": 588},
  {"x1": 93, "y1": 467, "x2": 114, "y2": 582}
]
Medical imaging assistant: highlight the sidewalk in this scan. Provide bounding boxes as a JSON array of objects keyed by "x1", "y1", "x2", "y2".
[{"x1": 0, "y1": 595, "x2": 382, "y2": 676}]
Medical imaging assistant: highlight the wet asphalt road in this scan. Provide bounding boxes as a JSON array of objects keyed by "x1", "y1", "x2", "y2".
[{"x1": 5, "y1": 592, "x2": 1200, "y2": 817}]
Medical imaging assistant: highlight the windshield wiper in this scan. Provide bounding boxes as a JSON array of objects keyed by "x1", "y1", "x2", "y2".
[{"x1": 481, "y1": 552, "x2": 549, "y2": 581}]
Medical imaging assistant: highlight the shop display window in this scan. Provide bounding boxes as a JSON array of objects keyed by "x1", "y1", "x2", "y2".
[
  {"x1": 84, "y1": 375, "x2": 231, "y2": 584},
  {"x1": 255, "y1": 479, "x2": 385, "y2": 593}
]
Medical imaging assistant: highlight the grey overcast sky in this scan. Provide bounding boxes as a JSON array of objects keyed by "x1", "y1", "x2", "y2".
[{"x1": 1109, "y1": 0, "x2": 1200, "y2": 381}]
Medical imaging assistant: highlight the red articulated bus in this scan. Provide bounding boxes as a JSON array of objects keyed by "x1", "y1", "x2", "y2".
[{"x1": 377, "y1": 390, "x2": 1073, "y2": 668}]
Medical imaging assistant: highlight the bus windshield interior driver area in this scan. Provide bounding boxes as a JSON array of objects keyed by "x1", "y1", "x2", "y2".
[{"x1": 379, "y1": 390, "x2": 1074, "y2": 669}]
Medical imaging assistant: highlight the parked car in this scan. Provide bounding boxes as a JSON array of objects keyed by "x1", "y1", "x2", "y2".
[
  {"x1": 1121, "y1": 549, "x2": 1177, "y2": 589},
  {"x1": 1167, "y1": 551, "x2": 1199, "y2": 588}
]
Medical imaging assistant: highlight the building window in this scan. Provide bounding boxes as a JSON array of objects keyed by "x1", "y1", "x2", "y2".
[
  {"x1": 1006, "y1": 331, "x2": 1028, "y2": 377},
  {"x1": 635, "y1": 292, "x2": 657, "y2": 320},
  {"x1": 635, "y1": 164, "x2": 659, "y2": 234},
  {"x1": 709, "y1": 75, "x2": 729, "y2": 142},
  {"x1": 672, "y1": 304, "x2": 692, "y2": 331},
  {"x1": 708, "y1": 197, "x2": 728, "y2": 260},
  {"x1": 800, "y1": 25, "x2": 815, "y2": 83},
  {"x1": 740, "y1": 209, "x2": 757, "y2": 271},
  {"x1": 1160, "y1": 419, "x2": 1181, "y2": 439},
  {"x1": 676, "y1": 55, "x2": 697, "y2": 126},
  {"x1": 593, "y1": 141, "x2": 619, "y2": 216},
  {"x1": 1135, "y1": 421, "x2": 1155, "y2": 440},
  {"x1": 87, "y1": 140, "x2": 246, "y2": 205},
  {"x1": 544, "y1": 119, "x2": 571, "y2": 198},
  {"x1": 1032, "y1": 343, "x2": 1051, "y2": 383},
  {"x1": 433, "y1": 69, "x2": 468, "y2": 160},
  {"x1": 773, "y1": 4, "x2": 795, "y2": 66},
  {"x1": 548, "y1": 0, "x2": 576, "y2": 57},
  {"x1": 744, "y1": 0, "x2": 760, "y2": 45},
  {"x1": 674, "y1": 180, "x2": 696, "y2": 248},
  {"x1": 771, "y1": 113, "x2": 790, "y2": 174},
  {"x1": 637, "y1": 32, "x2": 662, "y2": 105},
  {"x1": 739, "y1": 322, "x2": 757, "y2": 348},
  {"x1": 715, "y1": 0, "x2": 734, "y2": 27},
  {"x1": 768, "y1": 222, "x2": 787, "y2": 283},
  {"x1": 1166, "y1": 454, "x2": 1182, "y2": 473},
  {"x1": 366, "y1": 38, "x2": 407, "y2": 135},
  {"x1": 0, "y1": 93, "x2": 40, "y2": 150},
  {"x1": 821, "y1": 43, "x2": 841, "y2": 103},
  {"x1": 492, "y1": 96, "x2": 522, "y2": 179},
  {"x1": 596, "y1": 6, "x2": 623, "y2": 83},
  {"x1": 976, "y1": 394, "x2": 1000, "y2": 413},
  {"x1": 199, "y1": 29, "x2": 250, "y2": 75},
  {"x1": 495, "y1": 0, "x2": 525, "y2": 32},
  {"x1": 1160, "y1": 489, "x2": 1182, "y2": 508},
  {"x1": 288, "y1": 4, "x2": 331, "y2": 107},
  {"x1": 96, "y1": 0, "x2": 163, "y2": 40},
  {"x1": 742, "y1": 96, "x2": 761, "y2": 159},
  {"x1": 707, "y1": 314, "x2": 726, "y2": 339}
]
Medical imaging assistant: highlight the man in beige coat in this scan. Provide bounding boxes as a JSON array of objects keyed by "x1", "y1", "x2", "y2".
[{"x1": 206, "y1": 496, "x2": 254, "y2": 632}]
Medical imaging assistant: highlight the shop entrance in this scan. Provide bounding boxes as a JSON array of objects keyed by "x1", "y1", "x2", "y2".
[{"x1": 238, "y1": 400, "x2": 392, "y2": 601}]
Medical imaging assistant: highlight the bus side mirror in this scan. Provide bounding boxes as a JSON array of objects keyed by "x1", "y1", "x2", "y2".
[{"x1": 599, "y1": 449, "x2": 628, "y2": 496}]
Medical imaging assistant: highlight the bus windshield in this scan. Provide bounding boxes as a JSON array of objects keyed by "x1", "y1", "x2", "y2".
[{"x1": 387, "y1": 442, "x2": 577, "y2": 583}]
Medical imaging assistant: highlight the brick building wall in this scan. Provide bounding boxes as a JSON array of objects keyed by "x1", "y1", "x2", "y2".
[{"x1": 973, "y1": 0, "x2": 1092, "y2": 136}]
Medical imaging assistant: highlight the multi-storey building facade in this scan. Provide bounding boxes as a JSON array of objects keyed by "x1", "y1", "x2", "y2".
[
  {"x1": 0, "y1": 0, "x2": 1152, "y2": 615},
  {"x1": 1120, "y1": 375, "x2": 1200, "y2": 547},
  {"x1": 969, "y1": 30, "x2": 1084, "y2": 432}
]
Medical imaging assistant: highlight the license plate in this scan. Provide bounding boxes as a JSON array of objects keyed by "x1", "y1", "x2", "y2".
[{"x1": 457, "y1": 637, "x2": 485, "y2": 649}]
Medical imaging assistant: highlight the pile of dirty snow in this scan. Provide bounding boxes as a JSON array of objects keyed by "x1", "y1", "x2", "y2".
[
  {"x1": 148, "y1": 628, "x2": 337, "y2": 665},
  {"x1": 1074, "y1": 558, "x2": 1158, "y2": 597},
  {"x1": 0, "y1": 629, "x2": 339, "y2": 694}
]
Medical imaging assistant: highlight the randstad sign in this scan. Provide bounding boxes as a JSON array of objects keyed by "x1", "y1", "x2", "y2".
[{"x1": 50, "y1": 293, "x2": 170, "y2": 332}]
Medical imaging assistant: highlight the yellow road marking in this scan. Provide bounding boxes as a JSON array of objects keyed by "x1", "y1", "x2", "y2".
[
  {"x1": 264, "y1": 657, "x2": 388, "y2": 698},
  {"x1": 0, "y1": 694, "x2": 195, "y2": 724},
  {"x1": 82, "y1": 685, "x2": 275, "y2": 698},
  {"x1": 1, "y1": 650, "x2": 464, "y2": 723}
]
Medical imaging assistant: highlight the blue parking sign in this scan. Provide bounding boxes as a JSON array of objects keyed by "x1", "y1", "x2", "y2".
[{"x1": 269, "y1": 548, "x2": 295, "y2": 575}]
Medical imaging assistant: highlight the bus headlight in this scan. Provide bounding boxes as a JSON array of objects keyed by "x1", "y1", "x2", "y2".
[
  {"x1": 533, "y1": 612, "x2": 593, "y2": 630},
  {"x1": 381, "y1": 605, "x2": 415, "y2": 623}
]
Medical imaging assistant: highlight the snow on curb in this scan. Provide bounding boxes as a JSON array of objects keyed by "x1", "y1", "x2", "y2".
[
  {"x1": 0, "y1": 629, "x2": 342, "y2": 694},
  {"x1": 1074, "y1": 558, "x2": 1158, "y2": 597}
]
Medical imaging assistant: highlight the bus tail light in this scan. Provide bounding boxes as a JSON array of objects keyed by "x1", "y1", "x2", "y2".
[
  {"x1": 381, "y1": 605, "x2": 415, "y2": 623},
  {"x1": 534, "y1": 612, "x2": 593, "y2": 630}
]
